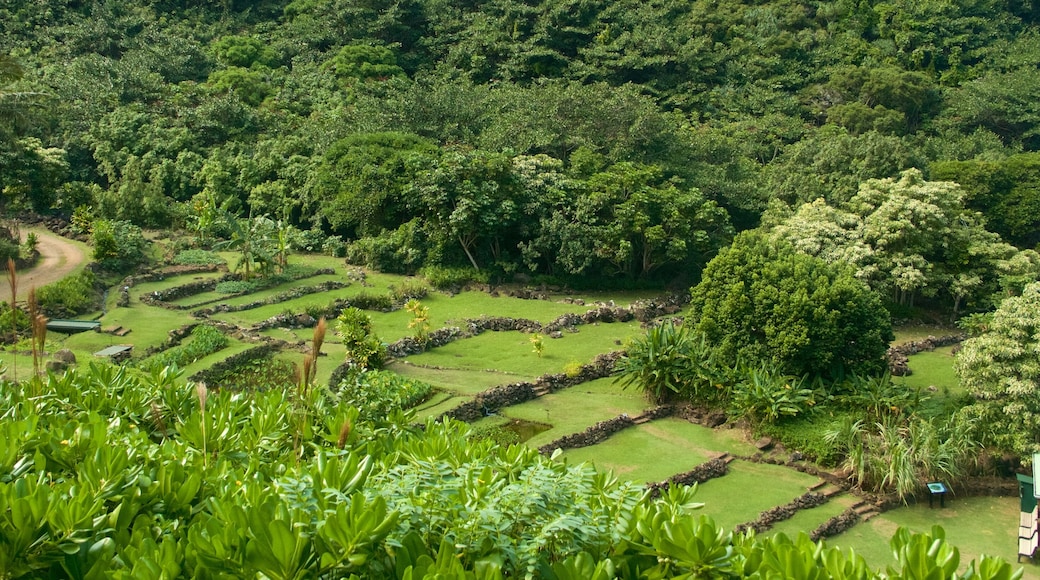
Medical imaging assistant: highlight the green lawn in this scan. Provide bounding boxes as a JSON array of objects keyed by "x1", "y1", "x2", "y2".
[
  {"x1": 828, "y1": 496, "x2": 1036, "y2": 577},
  {"x1": 693, "y1": 460, "x2": 823, "y2": 531},
  {"x1": 894, "y1": 346, "x2": 961, "y2": 393},
  {"x1": 402, "y1": 321, "x2": 641, "y2": 377},
  {"x1": 561, "y1": 418, "x2": 758, "y2": 484},
  {"x1": 493, "y1": 377, "x2": 653, "y2": 448}
]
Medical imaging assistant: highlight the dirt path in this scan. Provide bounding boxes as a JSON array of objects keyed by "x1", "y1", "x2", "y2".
[{"x1": 12, "y1": 228, "x2": 88, "y2": 301}]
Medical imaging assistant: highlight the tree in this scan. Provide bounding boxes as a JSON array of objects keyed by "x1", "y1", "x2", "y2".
[
  {"x1": 956, "y1": 283, "x2": 1040, "y2": 457},
  {"x1": 308, "y1": 132, "x2": 435, "y2": 238},
  {"x1": 411, "y1": 149, "x2": 523, "y2": 271},
  {"x1": 690, "y1": 231, "x2": 892, "y2": 379},
  {"x1": 769, "y1": 169, "x2": 1021, "y2": 311}
]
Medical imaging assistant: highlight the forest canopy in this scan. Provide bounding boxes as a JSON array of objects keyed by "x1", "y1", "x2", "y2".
[{"x1": 0, "y1": 0, "x2": 1038, "y2": 291}]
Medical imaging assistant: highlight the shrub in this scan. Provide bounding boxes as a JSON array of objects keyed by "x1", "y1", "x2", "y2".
[
  {"x1": 690, "y1": 230, "x2": 892, "y2": 379},
  {"x1": 322, "y1": 235, "x2": 346, "y2": 257},
  {"x1": 389, "y1": 279, "x2": 430, "y2": 304},
  {"x1": 420, "y1": 265, "x2": 489, "y2": 291},
  {"x1": 345, "y1": 220, "x2": 426, "y2": 274},
  {"x1": 349, "y1": 290, "x2": 393, "y2": 311},
  {"x1": 215, "y1": 280, "x2": 258, "y2": 294},
  {"x1": 91, "y1": 219, "x2": 148, "y2": 272},
  {"x1": 336, "y1": 307, "x2": 386, "y2": 369},
  {"x1": 729, "y1": 361, "x2": 821, "y2": 426},
  {"x1": 614, "y1": 322, "x2": 729, "y2": 404},
  {"x1": 36, "y1": 270, "x2": 99, "y2": 316},
  {"x1": 337, "y1": 369, "x2": 432, "y2": 421},
  {"x1": 173, "y1": 249, "x2": 226, "y2": 266},
  {"x1": 219, "y1": 357, "x2": 297, "y2": 391},
  {"x1": 144, "y1": 325, "x2": 230, "y2": 372}
]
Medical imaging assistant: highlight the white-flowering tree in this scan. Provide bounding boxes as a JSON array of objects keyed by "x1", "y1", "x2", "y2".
[
  {"x1": 956, "y1": 282, "x2": 1040, "y2": 457},
  {"x1": 770, "y1": 169, "x2": 1021, "y2": 309}
]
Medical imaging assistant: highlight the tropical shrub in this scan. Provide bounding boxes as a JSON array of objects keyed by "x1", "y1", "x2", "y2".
[
  {"x1": 729, "y1": 361, "x2": 821, "y2": 426},
  {"x1": 349, "y1": 290, "x2": 394, "y2": 311},
  {"x1": 35, "y1": 270, "x2": 98, "y2": 316},
  {"x1": 614, "y1": 321, "x2": 728, "y2": 404},
  {"x1": 824, "y1": 415, "x2": 978, "y2": 500},
  {"x1": 420, "y1": 265, "x2": 489, "y2": 290},
  {"x1": 336, "y1": 307, "x2": 387, "y2": 370},
  {"x1": 390, "y1": 279, "x2": 430, "y2": 304},
  {"x1": 91, "y1": 219, "x2": 148, "y2": 272},
  {"x1": 957, "y1": 283, "x2": 1040, "y2": 456},
  {"x1": 336, "y1": 369, "x2": 432, "y2": 421},
  {"x1": 690, "y1": 230, "x2": 893, "y2": 379}
]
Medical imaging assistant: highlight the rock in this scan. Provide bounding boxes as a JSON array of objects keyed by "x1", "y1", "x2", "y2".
[
  {"x1": 46, "y1": 360, "x2": 67, "y2": 372},
  {"x1": 755, "y1": 437, "x2": 774, "y2": 451},
  {"x1": 705, "y1": 412, "x2": 727, "y2": 428},
  {"x1": 791, "y1": 451, "x2": 805, "y2": 461},
  {"x1": 54, "y1": 349, "x2": 77, "y2": 364}
]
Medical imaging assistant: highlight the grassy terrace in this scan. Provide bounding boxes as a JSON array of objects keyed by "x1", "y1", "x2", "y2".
[
  {"x1": 560, "y1": 418, "x2": 758, "y2": 483},
  {"x1": 12, "y1": 257, "x2": 1034, "y2": 576}
]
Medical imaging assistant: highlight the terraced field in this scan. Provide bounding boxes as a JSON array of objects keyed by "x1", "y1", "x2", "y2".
[{"x1": 9, "y1": 255, "x2": 1034, "y2": 575}]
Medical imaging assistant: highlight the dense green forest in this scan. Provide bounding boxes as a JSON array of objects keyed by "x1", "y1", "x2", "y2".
[{"x1": 1, "y1": 0, "x2": 1038, "y2": 294}]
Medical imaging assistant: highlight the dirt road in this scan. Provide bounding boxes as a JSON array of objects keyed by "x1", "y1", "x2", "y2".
[{"x1": 12, "y1": 228, "x2": 88, "y2": 301}]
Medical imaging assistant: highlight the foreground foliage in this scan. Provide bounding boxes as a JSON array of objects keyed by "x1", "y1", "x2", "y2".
[{"x1": 0, "y1": 360, "x2": 1022, "y2": 578}]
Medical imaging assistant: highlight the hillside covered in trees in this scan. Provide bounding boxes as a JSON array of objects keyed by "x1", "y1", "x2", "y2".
[{"x1": 1, "y1": 0, "x2": 1038, "y2": 296}]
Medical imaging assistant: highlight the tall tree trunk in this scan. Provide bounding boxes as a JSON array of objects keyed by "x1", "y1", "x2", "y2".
[{"x1": 459, "y1": 236, "x2": 480, "y2": 270}]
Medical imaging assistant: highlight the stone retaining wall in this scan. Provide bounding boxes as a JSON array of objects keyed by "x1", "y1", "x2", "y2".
[
  {"x1": 440, "y1": 382, "x2": 539, "y2": 422},
  {"x1": 537, "y1": 415, "x2": 636, "y2": 454},
  {"x1": 735, "y1": 492, "x2": 829, "y2": 534},
  {"x1": 809, "y1": 507, "x2": 860, "y2": 541},
  {"x1": 645, "y1": 457, "x2": 730, "y2": 498}
]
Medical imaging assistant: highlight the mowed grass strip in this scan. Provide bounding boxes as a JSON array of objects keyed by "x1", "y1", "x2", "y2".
[
  {"x1": 827, "y1": 496, "x2": 1033, "y2": 576},
  {"x1": 402, "y1": 322, "x2": 642, "y2": 377},
  {"x1": 692, "y1": 460, "x2": 823, "y2": 532},
  {"x1": 498, "y1": 377, "x2": 653, "y2": 448},
  {"x1": 64, "y1": 305, "x2": 188, "y2": 356},
  {"x1": 560, "y1": 418, "x2": 758, "y2": 484},
  {"x1": 171, "y1": 272, "x2": 344, "y2": 308},
  {"x1": 126, "y1": 271, "x2": 226, "y2": 304},
  {"x1": 387, "y1": 361, "x2": 528, "y2": 396}
]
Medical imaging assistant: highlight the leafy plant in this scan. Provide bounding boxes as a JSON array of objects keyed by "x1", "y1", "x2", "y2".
[
  {"x1": 729, "y1": 361, "x2": 820, "y2": 426},
  {"x1": 614, "y1": 321, "x2": 727, "y2": 404},
  {"x1": 35, "y1": 270, "x2": 98, "y2": 316},
  {"x1": 404, "y1": 299, "x2": 431, "y2": 345},
  {"x1": 420, "y1": 265, "x2": 489, "y2": 290},
  {"x1": 336, "y1": 307, "x2": 387, "y2": 370},
  {"x1": 530, "y1": 332, "x2": 545, "y2": 357},
  {"x1": 144, "y1": 324, "x2": 230, "y2": 372},
  {"x1": 173, "y1": 249, "x2": 226, "y2": 266}
]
